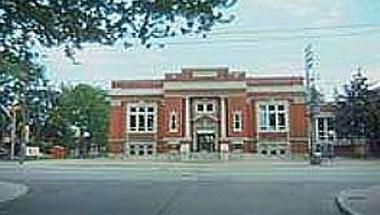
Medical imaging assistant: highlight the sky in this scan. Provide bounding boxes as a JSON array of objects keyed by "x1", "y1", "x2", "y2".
[{"x1": 42, "y1": 0, "x2": 380, "y2": 99}]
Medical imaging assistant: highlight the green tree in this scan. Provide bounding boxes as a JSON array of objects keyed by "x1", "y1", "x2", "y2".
[
  {"x1": 0, "y1": 53, "x2": 56, "y2": 151},
  {"x1": 1, "y1": 0, "x2": 236, "y2": 60},
  {"x1": 335, "y1": 70, "x2": 379, "y2": 142},
  {"x1": 52, "y1": 84, "x2": 109, "y2": 156}
]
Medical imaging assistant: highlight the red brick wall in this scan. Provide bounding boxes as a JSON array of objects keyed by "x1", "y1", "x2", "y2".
[
  {"x1": 289, "y1": 104, "x2": 308, "y2": 138},
  {"x1": 108, "y1": 142, "x2": 123, "y2": 154},
  {"x1": 227, "y1": 96, "x2": 250, "y2": 137},
  {"x1": 290, "y1": 142, "x2": 308, "y2": 155},
  {"x1": 109, "y1": 105, "x2": 125, "y2": 139},
  {"x1": 247, "y1": 100, "x2": 257, "y2": 138},
  {"x1": 258, "y1": 132, "x2": 288, "y2": 141},
  {"x1": 160, "y1": 97, "x2": 184, "y2": 138},
  {"x1": 108, "y1": 104, "x2": 125, "y2": 154}
]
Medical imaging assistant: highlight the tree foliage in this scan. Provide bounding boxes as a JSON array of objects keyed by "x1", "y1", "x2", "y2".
[
  {"x1": 0, "y1": 53, "x2": 57, "y2": 148},
  {"x1": 50, "y1": 84, "x2": 109, "y2": 153},
  {"x1": 335, "y1": 71, "x2": 380, "y2": 140},
  {"x1": 1, "y1": 0, "x2": 236, "y2": 60}
]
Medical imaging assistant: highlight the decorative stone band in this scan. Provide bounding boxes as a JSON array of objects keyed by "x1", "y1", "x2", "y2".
[
  {"x1": 247, "y1": 84, "x2": 305, "y2": 93},
  {"x1": 164, "y1": 81, "x2": 246, "y2": 90},
  {"x1": 109, "y1": 88, "x2": 163, "y2": 96},
  {"x1": 108, "y1": 138, "x2": 126, "y2": 142}
]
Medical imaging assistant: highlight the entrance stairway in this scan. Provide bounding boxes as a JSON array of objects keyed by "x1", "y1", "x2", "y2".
[{"x1": 189, "y1": 152, "x2": 220, "y2": 160}]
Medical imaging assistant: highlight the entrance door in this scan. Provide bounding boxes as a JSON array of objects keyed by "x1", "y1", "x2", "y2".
[{"x1": 197, "y1": 134, "x2": 215, "y2": 152}]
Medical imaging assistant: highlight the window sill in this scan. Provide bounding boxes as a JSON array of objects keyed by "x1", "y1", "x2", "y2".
[
  {"x1": 127, "y1": 131, "x2": 156, "y2": 134},
  {"x1": 258, "y1": 130, "x2": 288, "y2": 133}
]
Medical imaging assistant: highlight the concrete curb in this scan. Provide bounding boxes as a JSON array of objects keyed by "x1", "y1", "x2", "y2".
[
  {"x1": 0, "y1": 181, "x2": 29, "y2": 204},
  {"x1": 335, "y1": 191, "x2": 364, "y2": 215}
]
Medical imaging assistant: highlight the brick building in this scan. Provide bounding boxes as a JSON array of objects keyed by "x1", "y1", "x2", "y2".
[{"x1": 108, "y1": 68, "x2": 308, "y2": 157}]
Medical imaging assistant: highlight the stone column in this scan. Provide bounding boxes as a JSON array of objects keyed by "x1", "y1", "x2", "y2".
[
  {"x1": 182, "y1": 96, "x2": 192, "y2": 156},
  {"x1": 220, "y1": 96, "x2": 226, "y2": 139},
  {"x1": 185, "y1": 96, "x2": 191, "y2": 139},
  {"x1": 220, "y1": 96, "x2": 229, "y2": 159}
]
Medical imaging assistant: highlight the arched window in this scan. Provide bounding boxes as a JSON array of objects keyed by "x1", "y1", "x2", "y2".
[{"x1": 169, "y1": 111, "x2": 178, "y2": 132}]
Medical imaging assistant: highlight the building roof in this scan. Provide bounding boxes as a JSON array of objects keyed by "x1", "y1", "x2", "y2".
[{"x1": 111, "y1": 68, "x2": 304, "y2": 89}]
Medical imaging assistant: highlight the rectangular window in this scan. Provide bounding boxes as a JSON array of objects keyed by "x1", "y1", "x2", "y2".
[
  {"x1": 138, "y1": 115, "x2": 145, "y2": 131},
  {"x1": 316, "y1": 117, "x2": 335, "y2": 141},
  {"x1": 129, "y1": 115, "x2": 137, "y2": 131},
  {"x1": 128, "y1": 104, "x2": 156, "y2": 132},
  {"x1": 278, "y1": 112, "x2": 286, "y2": 130},
  {"x1": 317, "y1": 118, "x2": 326, "y2": 140},
  {"x1": 233, "y1": 111, "x2": 242, "y2": 132},
  {"x1": 258, "y1": 103, "x2": 287, "y2": 132},
  {"x1": 259, "y1": 105, "x2": 268, "y2": 131},
  {"x1": 206, "y1": 103, "x2": 214, "y2": 112},
  {"x1": 197, "y1": 104, "x2": 204, "y2": 112},
  {"x1": 196, "y1": 103, "x2": 214, "y2": 113},
  {"x1": 147, "y1": 114, "x2": 154, "y2": 131},
  {"x1": 269, "y1": 109, "x2": 276, "y2": 130},
  {"x1": 327, "y1": 118, "x2": 334, "y2": 140}
]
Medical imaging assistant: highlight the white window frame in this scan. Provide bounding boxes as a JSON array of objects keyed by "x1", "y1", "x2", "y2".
[
  {"x1": 316, "y1": 116, "x2": 335, "y2": 141},
  {"x1": 127, "y1": 103, "x2": 157, "y2": 133},
  {"x1": 257, "y1": 101, "x2": 288, "y2": 132},
  {"x1": 169, "y1": 111, "x2": 178, "y2": 133},
  {"x1": 232, "y1": 111, "x2": 242, "y2": 132},
  {"x1": 196, "y1": 102, "x2": 215, "y2": 114}
]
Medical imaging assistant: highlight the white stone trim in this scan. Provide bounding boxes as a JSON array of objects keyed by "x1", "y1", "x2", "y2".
[
  {"x1": 185, "y1": 96, "x2": 191, "y2": 139},
  {"x1": 164, "y1": 81, "x2": 246, "y2": 90},
  {"x1": 109, "y1": 88, "x2": 163, "y2": 96},
  {"x1": 220, "y1": 97, "x2": 226, "y2": 139},
  {"x1": 247, "y1": 85, "x2": 305, "y2": 93},
  {"x1": 111, "y1": 100, "x2": 122, "y2": 106},
  {"x1": 192, "y1": 71, "x2": 218, "y2": 78},
  {"x1": 315, "y1": 112, "x2": 335, "y2": 118},
  {"x1": 196, "y1": 129, "x2": 215, "y2": 134},
  {"x1": 162, "y1": 137, "x2": 184, "y2": 142}
]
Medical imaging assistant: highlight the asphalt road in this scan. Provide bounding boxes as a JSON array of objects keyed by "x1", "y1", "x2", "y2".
[{"x1": 0, "y1": 160, "x2": 379, "y2": 215}]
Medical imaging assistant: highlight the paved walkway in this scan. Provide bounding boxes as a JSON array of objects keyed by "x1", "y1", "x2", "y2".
[
  {"x1": 336, "y1": 186, "x2": 380, "y2": 215},
  {"x1": 2, "y1": 157, "x2": 380, "y2": 169},
  {"x1": 0, "y1": 181, "x2": 28, "y2": 203}
]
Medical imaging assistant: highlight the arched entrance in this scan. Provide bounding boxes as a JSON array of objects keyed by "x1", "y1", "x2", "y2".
[{"x1": 192, "y1": 115, "x2": 218, "y2": 152}]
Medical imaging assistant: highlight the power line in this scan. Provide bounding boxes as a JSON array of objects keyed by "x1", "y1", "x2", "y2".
[
  {"x1": 210, "y1": 23, "x2": 380, "y2": 35},
  {"x1": 167, "y1": 28, "x2": 380, "y2": 46}
]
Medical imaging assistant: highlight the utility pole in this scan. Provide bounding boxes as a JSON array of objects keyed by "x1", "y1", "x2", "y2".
[{"x1": 304, "y1": 44, "x2": 319, "y2": 162}]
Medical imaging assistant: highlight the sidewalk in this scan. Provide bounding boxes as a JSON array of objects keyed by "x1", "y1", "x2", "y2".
[
  {"x1": 2, "y1": 156, "x2": 379, "y2": 169},
  {"x1": 15, "y1": 156, "x2": 311, "y2": 167},
  {"x1": 336, "y1": 186, "x2": 380, "y2": 215},
  {"x1": 0, "y1": 181, "x2": 28, "y2": 204}
]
